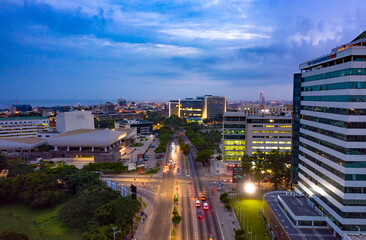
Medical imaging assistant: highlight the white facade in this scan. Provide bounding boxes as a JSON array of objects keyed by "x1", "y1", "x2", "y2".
[
  {"x1": 0, "y1": 117, "x2": 50, "y2": 138},
  {"x1": 296, "y1": 33, "x2": 366, "y2": 239},
  {"x1": 221, "y1": 112, "x2": 292, "y2": 172},
  {"x1": 56, "y1": 111, "x2": 94, "y2": 133}
]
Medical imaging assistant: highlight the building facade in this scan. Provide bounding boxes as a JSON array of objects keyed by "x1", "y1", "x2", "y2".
[
  {"x1": 221, "y1": 111, "x2": 292, "y2": 173},
  {"x1": 56, "y1": 111, "x2": 95, "y2": 133},
  {"x1": 168, "y1": 95, "x2": 226, "y2": 120},
  {"x1": 292, "y1": 73, "x2": 302, "y2": 185},
  {"x1": 115, "y1": 119, "x2": 153, "y2": 135},
  {"x1": 204, "y1": 95, "x2": 227, "y2": 119},
  {"x1": 0, "y1": 116, "x2": 50, "y2": 138},
  {"x1": 295, "y1": 32, "x2": 366, "y2": 238}
]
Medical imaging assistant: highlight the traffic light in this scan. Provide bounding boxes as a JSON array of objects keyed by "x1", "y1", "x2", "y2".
[{"x1": 130, "y1": 185, "x2": 137, "y2": 200}]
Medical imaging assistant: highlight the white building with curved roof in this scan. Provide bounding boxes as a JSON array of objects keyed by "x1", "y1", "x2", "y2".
[
  {"x1": 0, "y1": 137, "x2": 47, "y2": 151},
  {"x1": 47, "y1": 129, "x2": 127, "y2": 152}
]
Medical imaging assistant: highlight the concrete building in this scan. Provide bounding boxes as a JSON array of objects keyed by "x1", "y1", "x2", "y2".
[
  {"x1": 292, "y1": 32, "x2": 366, "y2": 238},
  {"x1": 114, "y1": 119, "x2": 153, "y2": 135},
  {"x1": 0, "y1": 116, "x2": 50, "y2": 138},
  {"x1": 238, "y1": 103, "x2": 292, "y2": 116},
  {"x1": 169, "y1": 100, "x2": 180, "y2": 117},
  {"x1": 218, "y1": 111, "x2": 292, "y2": 174},
  {"x1": 168, "y1": 95, "x2": 227, "y2": 120},
  {"x1": 204, "y1": 95, "x2": 227, "y2": 119},
  {"x1": 56, "y1": 111, "x2": 94, "y2": 133},
  {"x1": 0, "y1": 137, "x2": 47, "y2": 151}
]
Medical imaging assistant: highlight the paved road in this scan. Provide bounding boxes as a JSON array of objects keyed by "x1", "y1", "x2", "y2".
[{"x1": 146, "y1": 137, "x2": 178, "y2": 240}]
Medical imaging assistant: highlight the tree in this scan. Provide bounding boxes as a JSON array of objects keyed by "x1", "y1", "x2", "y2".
[
  {"x1": 267, "y1": 150, "x2": 291, "y2": 189},
  {"x1": 7, "y1": 159, "x2": 34, "y2": 177},
  {"x1": 81, "y1": 224, "x2": 118, "y2": 240},
  {"x1": 0, "y1": 229, "x2": 29, "y2": 240},
  {"x1": 0, "y1": 153, "x2": 7, "y2": 171},
  {"x1": 63, "y1": 170, "x2": 102, "y2": 193},
  {"x1": 21, "y1": 172, "x2": 63, "y2": 207},
  {"x1": 241, "y1": 154, "x2": 253, "y2": 180},
  {"x1": 59, "y1": 185, "x2": 119, "y2": 230},
  {"x1": 181, "y1": 144, "x2": 191, "y2": 156},
  {"x1": 195, "y1": 149, "x2": 214, "y2": 163},
  {"x1": 251, "y1": 151, "x2": 267, "y2": 189}
]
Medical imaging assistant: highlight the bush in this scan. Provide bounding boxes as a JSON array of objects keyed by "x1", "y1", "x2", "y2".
[
  {"x1": 224, "y1": 203, "x2": 232, "y2": 211},
  {"x1": 219, "y1": 193, "x2": 228, "y2": 202},
  {"x1": 222, "y1": 197, "x2": 230, "y2": 204},
  {"x1": 82, "y1": 162, "x2": 127, "y2": 174}
]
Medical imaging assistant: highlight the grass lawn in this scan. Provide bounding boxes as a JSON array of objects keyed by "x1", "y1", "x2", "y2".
[
  {"x1": 231, "y1": 194, "x2": 271, "y2": 240},
  {"x1": 0, "y1": 202, "x2": 82, "y2": 240}
]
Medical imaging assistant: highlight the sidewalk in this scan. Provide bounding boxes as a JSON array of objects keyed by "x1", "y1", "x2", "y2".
[
  {"x1": 134, "y1": 193, "x2": 154, "y2": 240},
  {"x1": 212, "y1": 191, "x2": 240, "y2": 240}
]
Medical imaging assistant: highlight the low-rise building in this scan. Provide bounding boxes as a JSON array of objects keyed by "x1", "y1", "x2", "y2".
[
  {"x1": 0, "y1": 116, "x2": 50, "y2": 138},
  {"x1": 114, "y1": 119, "x2": 153, "y2": 135}
]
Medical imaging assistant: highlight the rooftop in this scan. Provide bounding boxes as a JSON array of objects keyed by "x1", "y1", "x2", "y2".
[
  {"x1": 280, "y1": 195, "x2": 321, "y2": 217},
  {"x1": 0, "y1": 116, "x2": 49, "y2": 121}
]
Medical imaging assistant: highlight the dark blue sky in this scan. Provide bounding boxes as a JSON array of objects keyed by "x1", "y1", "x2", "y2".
[{"x1": 1, "y1": 0, "x2": 365, "y2": 102}]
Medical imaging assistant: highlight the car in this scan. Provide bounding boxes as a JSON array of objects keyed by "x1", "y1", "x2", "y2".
[
  {"x1": 195, "y1": 200, "x2": 201, "y2": 207},
  {"x1": 203, "y1": 202, "x2": 209, "y2": 210},
  {"x1": 208, "y1": 233, "x2": 214, "y2": 240},
  {"x1": 151, "y1": 145, "x2": 155, "y2": 148},
  {"x1": 201, "y1": 194, "x2": 206, "y2": 201},
  {"x1": 197, "y1": 209, "x2": 202, "y2": 219}
]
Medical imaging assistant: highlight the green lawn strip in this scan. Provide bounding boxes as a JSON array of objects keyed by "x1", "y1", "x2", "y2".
[
  {"x1": 0, "y1": 203, "x2": 82, "y2": 240},
  {"x1": 232, "y1": 196, "x2": 271, "y2": 240}
]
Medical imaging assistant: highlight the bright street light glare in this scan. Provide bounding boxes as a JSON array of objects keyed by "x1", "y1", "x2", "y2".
[{"x1": 244, "y1": 182, "x2": 255, "y2": 194}]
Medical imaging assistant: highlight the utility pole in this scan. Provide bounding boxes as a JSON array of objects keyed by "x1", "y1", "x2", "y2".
[{"x1": 112, "y1": 227, "x2": 121, "y2": 240}]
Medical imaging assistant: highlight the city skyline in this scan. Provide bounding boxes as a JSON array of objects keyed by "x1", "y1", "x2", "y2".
[{"x1": 1, "y1": 1, "x2": 365, "y2": 101}]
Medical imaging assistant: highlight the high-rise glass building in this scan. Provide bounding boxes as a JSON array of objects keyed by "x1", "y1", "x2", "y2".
[
  {"x1": 292, "y1": 73, "x2": 302, "y2": 185},
  {"x1": 296, "y1": 31, "x2": 366, "y2": 238}
]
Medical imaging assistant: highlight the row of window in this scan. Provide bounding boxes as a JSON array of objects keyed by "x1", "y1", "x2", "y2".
[
  {"x1": 252, "y1": 130, "x2": 291, "y2": 134},
  {"x1": 301, "y1": 105, "x2": 366, "y2": 115},
  {"x1": 247, "y1": 119, "x2": 291, "y2": 124},
  {"x1": 223, "y1": 140, "x2": 245, "y2": 145},
  {"x1": 301, "y1": 123, "x2": 366, "y2": 142},
  {"x1": 303, "y1": 68, "x2": 366, "y2": 82},
  {"x1": 300, "y1": 132, "x2": 366, "y2": 155},
  {"x1": 302, "y1": 81, "x2": 366, "y2": 92},
  {"x1": 299, "y1": 175, "x2": 366, "y2": 211},
  {"x1": 223, "y1": 124, "x2": 246, "y2": 129},
  {"x1": 253, "y1": 146, "x2": 291, "y2": 150},
  {"x1": 298, "y1": 184, "x2": 366, "y2": 231},
  {"x1": 300, "y1": 142, "x2": 366, "y2": 168},
  {"x1": 223, "y1": 129, "x2": 245, "y2": 135},
  {"x1": 302, "y1": 114, "x2": 366, "y2": 128},
  {"x1": 224, "y1": 117, "x2": 246, "y2": 122},
  {"x1": 224, "y1": 135, "x2": 245, "y2": 140},
  {"x1": 302, "y1": 95, "x2": 366, "y2": 102},
  {"x1": 252, "y1": 141, "x2": 291, "y2": 144},
  {"x1": 300, "y1": 152, "x2": 344, "y2": 179},
  {"x1": 253, "y1": 136, "x2": 290, "y2": 139}
]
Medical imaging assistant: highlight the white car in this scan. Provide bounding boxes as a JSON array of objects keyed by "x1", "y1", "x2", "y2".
[
  {"x1": 203, "y1": 202, "x2": 209, "y2": 210},
  {"x1": 195, "y1": 200, "x2": 201, "y2": 207}
]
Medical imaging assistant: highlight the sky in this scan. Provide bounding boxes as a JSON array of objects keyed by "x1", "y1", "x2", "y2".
[{"x1": 0, "y1": 0, "x2": 366, "y2": 103}]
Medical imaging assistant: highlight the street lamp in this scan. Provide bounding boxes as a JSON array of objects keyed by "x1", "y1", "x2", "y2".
[
  {"x1": 112, "y1": 227, "x2": 121, "y2": 240},
  {"x1": 244, "y1": 182, "x2": 256, "y2": 194}
]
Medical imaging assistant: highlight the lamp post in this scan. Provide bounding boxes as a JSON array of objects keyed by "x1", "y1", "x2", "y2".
[{"x1": 112, "y1": 227, "x2": 121, "y2": 240}]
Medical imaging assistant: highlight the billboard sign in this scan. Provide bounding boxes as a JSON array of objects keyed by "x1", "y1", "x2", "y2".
[
  {"x1": 128, "y1": 163, "x2": 137, "y2": 171},
  {"x1": 232, "y1": 167, "x2": 243, "y2": 183}
]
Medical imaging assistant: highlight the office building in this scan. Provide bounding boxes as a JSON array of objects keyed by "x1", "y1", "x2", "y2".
[
  {"x1": 238, "y1": 103, "x2": 292, "y2": 116},
  {"x1": 168, "y1": 95, "x2": 226, "y2": 120},
  {"x1": 169, "y1": 100, "x2": 180, "y2": 117},
  {"x1": 204, "y1": 95, "x2": 227, "y2": 119},
  {"x1": 0, "y1": 116, "x2": 50, "y2": 138},
  {"x1": 179, "y1": 98, "x2": 205, "y2": 121},
  {"x1": 294, "y1": 31, "x2": 366, "y2": 238},
  {"x1": 117, "y1": 99, "x2": 127, "y2": 106},
  {"x1": 115, "y1": 119, "x2": 153, "y2": 135},
  {"x1": 220, "y1": 111, "x2": 292, "y2": 173}
]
